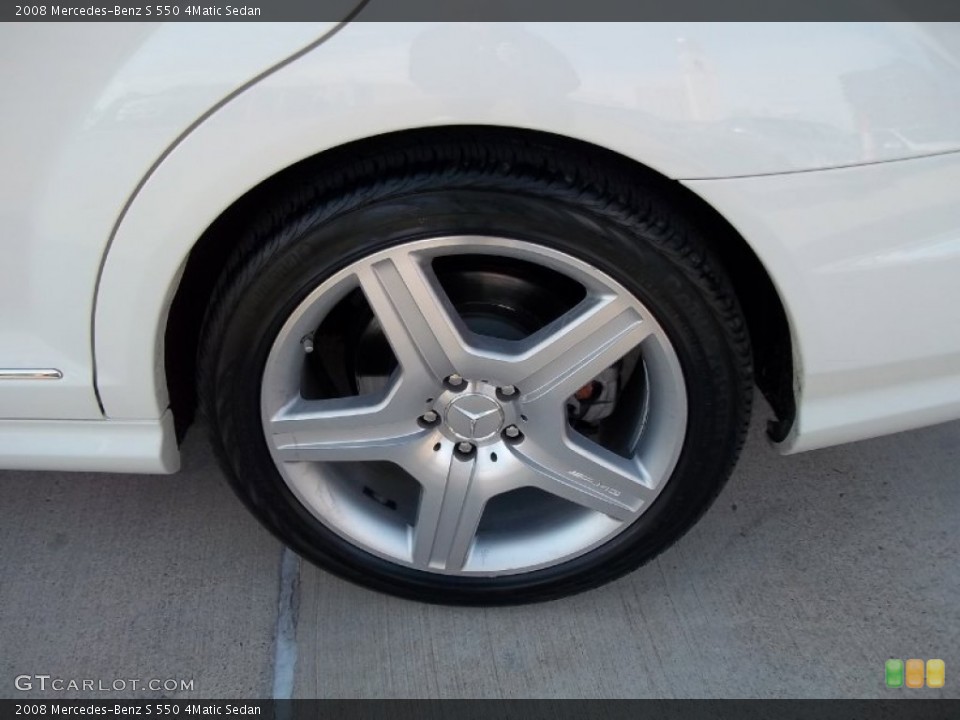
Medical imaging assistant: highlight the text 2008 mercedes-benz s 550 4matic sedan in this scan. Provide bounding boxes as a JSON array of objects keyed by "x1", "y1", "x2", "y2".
[{"x1": 2, "y1": 21, "x2": 959, "y2": 604}]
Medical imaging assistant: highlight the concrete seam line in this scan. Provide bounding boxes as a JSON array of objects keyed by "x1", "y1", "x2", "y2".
[{"x1": 272, "y1": 547, "x2": 301, "y2": 700}]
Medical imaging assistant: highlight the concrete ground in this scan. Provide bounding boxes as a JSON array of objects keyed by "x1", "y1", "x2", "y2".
[{"x1": 1, "y1": 407, "x2": 957, "y2": 699}]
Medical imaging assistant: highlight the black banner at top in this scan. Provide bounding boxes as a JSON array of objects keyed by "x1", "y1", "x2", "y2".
[{"x1": 5, "y1": 0, "x2": 960, "y2": 21}]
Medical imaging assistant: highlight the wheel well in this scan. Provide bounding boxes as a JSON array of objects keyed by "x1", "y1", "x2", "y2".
[{"x1": 165, "y1": 126, "x2": 795, "y2": 441}]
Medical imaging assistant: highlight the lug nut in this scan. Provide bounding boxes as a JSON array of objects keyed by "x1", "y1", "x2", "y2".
[
  {"x1": 421, "y1": 411, "x2": 438, "y2": 424},
  {"x1": 504, "y1": 425, "x2": 521, "y2": 439},
  {"x1": 456, "y1": 441, "x2": 475, "y2": 455},
  {"x1": 499, "y1": 385, "x2": 517, "y2": 397},
  {"x1": 447, "y1": 373, "x2": 464, "y2": 387}
]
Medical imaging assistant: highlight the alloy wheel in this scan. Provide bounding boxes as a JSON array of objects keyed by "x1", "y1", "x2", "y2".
[{"x1": 260, "y1": 236, "x2": 688, "y2": 576}]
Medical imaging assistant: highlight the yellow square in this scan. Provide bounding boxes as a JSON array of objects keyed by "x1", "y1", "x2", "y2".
[
  {"x1": 905, "y1": 659, "x2": 925, "y2": 688},
  {"x1": 926, "y1": 659, "x2": 945, "y2": 689}
]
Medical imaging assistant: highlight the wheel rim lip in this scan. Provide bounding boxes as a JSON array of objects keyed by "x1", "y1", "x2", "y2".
[{"x1": 260, "y1": 235, "x2": 688, "y2": 577}]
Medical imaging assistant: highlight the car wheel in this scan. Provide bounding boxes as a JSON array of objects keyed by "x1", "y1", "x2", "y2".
[{"x1": 198, "y1": 134, "x2": 752, "y2": 604}]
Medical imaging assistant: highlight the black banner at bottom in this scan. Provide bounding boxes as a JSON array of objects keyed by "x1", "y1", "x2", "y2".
[{"x1": 2, "y1": 700, "x2": 959, "y2": 719}]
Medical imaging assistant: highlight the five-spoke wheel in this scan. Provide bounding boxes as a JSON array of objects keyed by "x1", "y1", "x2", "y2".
[{"x1": 261, "y1": 237, "x2": 687, "y2": 576}]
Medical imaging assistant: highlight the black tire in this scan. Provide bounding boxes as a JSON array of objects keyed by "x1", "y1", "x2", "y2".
[{"x1": 198, "y1": 131, "x2": 752, "y2": 605}]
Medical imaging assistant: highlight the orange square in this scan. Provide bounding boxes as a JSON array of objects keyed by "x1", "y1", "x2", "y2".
[{"x1": 905, "y1": 659, "x2": 924, "y2": 688}]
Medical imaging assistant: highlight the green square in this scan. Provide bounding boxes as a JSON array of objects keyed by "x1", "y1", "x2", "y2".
[{"x1": 885, "y1": 659, "x2": 904, "y2": 688}]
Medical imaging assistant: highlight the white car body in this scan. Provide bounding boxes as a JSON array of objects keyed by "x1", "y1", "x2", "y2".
[{"x1": 2, "y1": 21, "x2": 959, "y2": 473}]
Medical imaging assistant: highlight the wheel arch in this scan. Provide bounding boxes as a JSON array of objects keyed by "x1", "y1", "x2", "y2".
[{"x1": 162, "y1": 126, "x2": 795, "y2": 441}]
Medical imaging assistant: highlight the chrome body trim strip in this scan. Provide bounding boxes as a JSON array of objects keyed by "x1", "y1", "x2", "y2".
[{"x1": 0, "y1": 369, "x2": 63, "y2": 380}]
